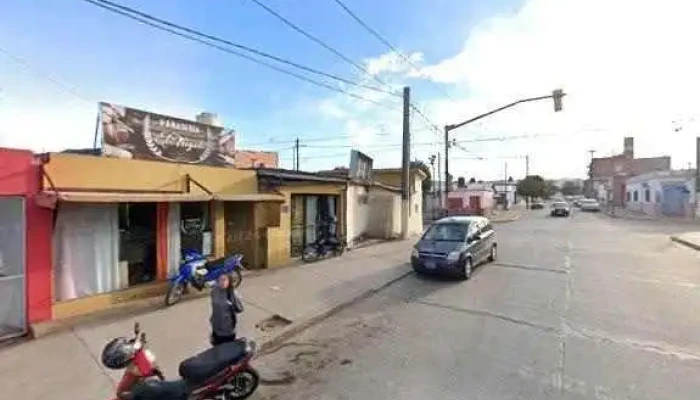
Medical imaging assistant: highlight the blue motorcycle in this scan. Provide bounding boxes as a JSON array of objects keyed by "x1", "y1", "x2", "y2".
[{"x1": 165, "y1": 249, "x2": 244, "y2": 306}]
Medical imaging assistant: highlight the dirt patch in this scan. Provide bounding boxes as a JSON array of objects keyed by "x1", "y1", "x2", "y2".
[{"x1": 256, "y1": 314, "x2": 293, "y2": 333}]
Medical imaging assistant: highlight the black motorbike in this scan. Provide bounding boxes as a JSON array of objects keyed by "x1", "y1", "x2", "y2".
[{"x1": 301, "y1": 234, "x2": 347, "y2": 262}]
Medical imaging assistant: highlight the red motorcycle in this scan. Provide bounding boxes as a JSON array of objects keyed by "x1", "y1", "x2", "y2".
[{"x1": 102, "y1": 322, "x2": 259, "y2": 400}]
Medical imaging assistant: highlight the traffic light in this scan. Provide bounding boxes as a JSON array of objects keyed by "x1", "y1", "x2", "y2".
[{"x1": 553, "y1": 89, "x2": 564, "y2": 112}]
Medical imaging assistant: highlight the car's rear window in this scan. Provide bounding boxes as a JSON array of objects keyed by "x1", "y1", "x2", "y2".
[
  {"x1": 423, "y1": 223, "x2": 469, "y2": 242},
  {"x1": 553, "y1": 202, "x2": 568, "y2": 207}
]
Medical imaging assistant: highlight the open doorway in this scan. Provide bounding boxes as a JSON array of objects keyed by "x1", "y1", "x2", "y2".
[{"x1": 118, "y1": 203, "x2": 157, "y2": 286}]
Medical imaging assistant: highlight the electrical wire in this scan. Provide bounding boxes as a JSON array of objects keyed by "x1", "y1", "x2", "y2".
[
  {"x1": 0, "y1": 44, "x2": 94, "y2": 104},
  {"x1": 245, "y1": 0, "x2": 393, "y2": 91},
  {"x1": 330, "y1": 0, "x2": 460, "y2": 104},
  {"x1": 245, "y1": 0, "x2": 443, "y2": 144},
  {"x1": 79, "y1": 0, "x2": 399, "y2": 107}
]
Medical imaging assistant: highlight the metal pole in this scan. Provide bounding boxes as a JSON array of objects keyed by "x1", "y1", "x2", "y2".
[
  {"x1": 444, "y1": 125, "x2": 450, "y2": 199},
  {"x1": 525, "y1": 154, "x2": 530, "y2": 208},
  {"x1": 401, "y1": 87, "x2": 411, "y2": 239},
  {"x1": 295, "y1": 138, "x2": 300, "y2": 171},
  {"x1": 695, "y1": 137, "x2": 699, "y2": 219}
]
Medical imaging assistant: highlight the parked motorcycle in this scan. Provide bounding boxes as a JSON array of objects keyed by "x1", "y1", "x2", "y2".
[
  {"x1": 165, "y1": 250, "x2": 243, "y2": 306},
  {"x1": 301, "y1": 235, "x2": 347, "y2": 262},
  {"x1": 103, "y1": 322, "x2": 259, "y2": 400}
]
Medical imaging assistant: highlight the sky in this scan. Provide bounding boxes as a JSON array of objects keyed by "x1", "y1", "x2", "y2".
[{"x1": 0, "y1": 0, "x2": 698, "y2": 181}]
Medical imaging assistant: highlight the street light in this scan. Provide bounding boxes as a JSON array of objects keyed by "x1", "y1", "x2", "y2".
[{"x1": 444, "y1": 89, "x2": 566, "y2": 196}]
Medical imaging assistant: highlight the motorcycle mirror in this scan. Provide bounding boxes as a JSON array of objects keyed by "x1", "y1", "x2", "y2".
[{"x1": 134, "y1": 322, "x2": 140, "y2": 336}]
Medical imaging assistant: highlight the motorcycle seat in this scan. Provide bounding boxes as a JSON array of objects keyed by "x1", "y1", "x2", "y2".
[
  {"x1": 205, "y1": 256, "x2": 227, "y2": 269},
  {"x1": 178, "y1": 341, "x2": 247, "y2": 385},
  {"x1": 129, "y1": 379, "x2": 188, "y2": 400}
]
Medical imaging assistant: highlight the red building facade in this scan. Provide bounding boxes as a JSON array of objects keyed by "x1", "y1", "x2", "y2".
[{"x1": 0, "y1": 148, "x2": 53, "y2": 339}]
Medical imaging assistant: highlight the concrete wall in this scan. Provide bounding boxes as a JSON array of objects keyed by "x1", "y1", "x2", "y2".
[
  {"x1": 345, "y1": 184, "x2": 370, "y2": 247},
  {"x1": 366, "y1": 190, "x2": 401, "y2": 239}
]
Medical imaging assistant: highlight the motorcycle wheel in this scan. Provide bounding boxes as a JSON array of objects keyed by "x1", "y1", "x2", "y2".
[
  {"x1": 231, "y1": 269, "x2": 243, "y2": 289},
  {"x1": 164, "y1": 282, "x2": 186, "y2": 306},
  {"x1": 301, "y1": 245, "x2": 319, "y2": 262},
  {"x1": 223, "y1": 366, "x2": 259, "y2": 400}
]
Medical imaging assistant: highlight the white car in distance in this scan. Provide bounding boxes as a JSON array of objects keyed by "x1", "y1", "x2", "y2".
[{"x1": 579, "y1": 198, "x2": 601, "y2": 212}]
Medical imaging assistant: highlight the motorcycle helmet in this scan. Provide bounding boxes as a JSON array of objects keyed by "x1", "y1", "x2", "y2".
[{"x1": 101, "y1": 337, "x2": 135, "y2": 369}]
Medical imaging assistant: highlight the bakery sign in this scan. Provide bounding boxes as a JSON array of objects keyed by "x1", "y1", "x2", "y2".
[{"x1": 99, "y1": 102, "x2": 236, "y2": 166}]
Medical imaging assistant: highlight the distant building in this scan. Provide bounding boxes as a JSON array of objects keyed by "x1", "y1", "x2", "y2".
[
  {"x1": 490, "y1": 179, "x2": 518, "y2": 208},
  {"x1": 234, "y1": 150, "x2": 279, "y2": 169},
  {"x1": 588, "y1": 137, "x2": 670, "y2": 205},
  {"x1": 625, "y1": 170, "x2": 696, "y2": 218}
]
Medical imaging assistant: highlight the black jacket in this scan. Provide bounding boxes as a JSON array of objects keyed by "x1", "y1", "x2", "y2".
[{"x1": 210, "y1": 286, "x2": 244, "y2": 337}]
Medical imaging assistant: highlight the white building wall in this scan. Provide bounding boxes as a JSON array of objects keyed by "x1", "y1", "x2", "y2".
[
  {"x1": 625, "y1": 173, "x2": 696, "y2": 217},
  {"x1": 345, "y1": 184, "x2": 371, "y2": 248},
  {"x1": 409, "y1": 175, "x2": 424, "y2": 235}
]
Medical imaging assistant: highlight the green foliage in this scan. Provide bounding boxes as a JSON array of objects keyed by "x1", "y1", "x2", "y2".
[
  {"x1": 517, "y1": 175, "x2": 548, "y2": 199},
  {"x1": 560, "y1": 180, "x2": 583, "y2": 196}
]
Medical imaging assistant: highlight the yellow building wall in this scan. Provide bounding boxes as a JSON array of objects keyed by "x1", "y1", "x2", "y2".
[
  {"x1": 43, "y1": 153, "x2": 258, "y2": 194},
  {"x1": 264, "y1": 182, "x2": 347, "y2": 268}
]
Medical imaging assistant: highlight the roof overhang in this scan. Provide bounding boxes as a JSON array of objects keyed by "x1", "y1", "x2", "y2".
[
  {"x1": 213, "y1": 193, "x2": 285, "y2": 202},
  {"x1": 36, "y1": 190, "x2": 211, "y2": 208}
]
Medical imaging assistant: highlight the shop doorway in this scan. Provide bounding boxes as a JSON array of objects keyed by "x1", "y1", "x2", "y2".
[
  {"x1": 224, "y1": 202, "x2": 255, "y2": 267},
  {"x1": 0, "y1": 197, "x2": 26, "y2": 339},
  {"x1": 180, "y1": 202, "x2": 214, "y2": 257},
  {"x1": 290, "y1": 195, "x2": 339, "y2": 257},
  {"x1": 118, "y1": 203, "x2": 157, "y2": 286}
]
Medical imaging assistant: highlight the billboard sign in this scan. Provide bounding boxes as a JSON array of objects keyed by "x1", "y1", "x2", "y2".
[
  {"x1": 349, "y1": 150, "x2": 373, "y2": 183},
  {"x1": 99, "y1": 102, "x2": 236, "y2": 166}
]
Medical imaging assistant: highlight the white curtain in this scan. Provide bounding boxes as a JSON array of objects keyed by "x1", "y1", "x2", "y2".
[
  {"x1": 54, "y1": 204, "x2": 120, "y2": 301},
  {"x1": 327, "y1": 196, "x2": 337, "y2": 236},
  {"x1": 167, "y1": 203, "x2": 181, "y2": 278},
  {"x1": 305, "y1": 196, "x2": 318, "y2": 245}
]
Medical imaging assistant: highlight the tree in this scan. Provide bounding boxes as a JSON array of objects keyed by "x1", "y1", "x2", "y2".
[
  {"x1": 544, "y1": 180, "x2": 559, "y2": 199},
  {"x1": 517, "y1": 175, "x2": 548, "y2": 199},
  {"x1": 561, "y1": 180, "x2": 583, "y2": 196},
  {"x1": 457, "y1": 177, "x2": 466, "y2": 188},
  {"x1": 469, "y1": 177, "x2": 476, "y2": 183}
]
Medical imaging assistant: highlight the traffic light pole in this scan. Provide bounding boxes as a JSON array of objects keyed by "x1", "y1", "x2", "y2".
[{"x1": 443, "y1": 90, "x2": 565, "y2": 199}]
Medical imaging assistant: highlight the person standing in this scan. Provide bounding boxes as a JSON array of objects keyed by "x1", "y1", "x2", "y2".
[{"x1": 209, "y1": 274, "x2": 244, "y2": 346}]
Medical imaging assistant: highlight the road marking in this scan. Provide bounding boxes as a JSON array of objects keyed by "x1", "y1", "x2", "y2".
[
  {"x1": 412, "y1": 299, "x2": 561, "y2": 334},
  {"x1": 491, "y1": 262, "x2": 569, "y2": 274}
]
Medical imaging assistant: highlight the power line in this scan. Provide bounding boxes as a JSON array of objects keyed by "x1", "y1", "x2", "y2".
[
  {"x1": 80, "y1": 0, "x2": 399, "y2": 107},
  {"x1": 245, "y1": 0, "x2": 444, "y2": 145},
  {"x1": 246, "y1": 0, "x2": 392, "y2": 91},
  {"x1": 0, "y1": 45, "x2": 93, "y2": 104},
  {"x1": 330, "y1": 0, "x2": 460, "y2": 103}
]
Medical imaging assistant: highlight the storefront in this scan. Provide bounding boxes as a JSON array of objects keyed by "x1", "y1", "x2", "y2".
[
  {"x1": 36, "y1": 152, "x2": 284, "y2": 320},
  {"x1": 290, "y1": 194, "x2": 341, "y2": 257},
  {"x1": 256, "y1": 168, "x2": 347, "y2": 262}
]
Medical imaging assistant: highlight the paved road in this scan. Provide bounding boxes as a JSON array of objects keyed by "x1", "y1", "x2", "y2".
[{"x1": 255, "y1": 210, "x2": 700, "y2": 400}]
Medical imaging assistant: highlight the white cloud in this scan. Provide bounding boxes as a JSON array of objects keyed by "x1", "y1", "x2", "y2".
[
  {"x1": 365, "y1": 51, "x2": 424, "y2": 76},
  {"x1": 412, "y1": 0, "x2": 700, "y2": 179}
]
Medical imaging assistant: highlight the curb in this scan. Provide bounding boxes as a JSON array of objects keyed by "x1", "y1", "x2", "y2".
[
  {"x1": 257, "y1": 268, "x2": 412, "y2": 356},
  {"x1": 671, "y1": 236, "x2": 700, "y2": 251}
]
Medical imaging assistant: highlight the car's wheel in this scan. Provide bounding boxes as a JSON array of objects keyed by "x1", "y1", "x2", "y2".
[
  {"x1": 488, "y1": 245, "x2": 497, "y2": 262},
  {"x1": 460, "y1": 257, "x2": 473, "y2": 281}
]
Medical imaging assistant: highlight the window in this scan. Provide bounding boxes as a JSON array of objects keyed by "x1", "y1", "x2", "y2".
[
  {"x1": 626, "y1": 191, "x2": 631, "y2": 202},
  {"x1": 633, "y1": 191, "x2": 638, "y2": 202},
  {"x1": 644, "y1": 189, "x2": 651, "y2": 202},
  {"x1": 422, "y1": 223, "x2": 469, "y2": 242}
]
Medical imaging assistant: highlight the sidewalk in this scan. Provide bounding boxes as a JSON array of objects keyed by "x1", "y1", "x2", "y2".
[{"x1": 0, "y1": 239, "x2": 416, "y2": 400}]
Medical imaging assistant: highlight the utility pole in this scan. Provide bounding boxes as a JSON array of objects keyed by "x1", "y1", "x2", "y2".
[
  {"x1": 695, "y1": 137, "x2": 699, "y2": 219},
  {"x1": 504, "y1": 161, "x2": 509, "y2": 210},
  {"x1": 401, "y1": 87, "x2": 411, "y2": 239},
  {"x1": 525, "y1": 154, "x2": 530, "y2": 208},
  {"x1": 294, "y1": 138, "x2": 300, "y2": 171},
  {"x1": 437, "y1": 152, "x2": 442, "y2": 208},
  {"x1": 444, "y1": 126, "x2": 450, "y2": 198}
]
